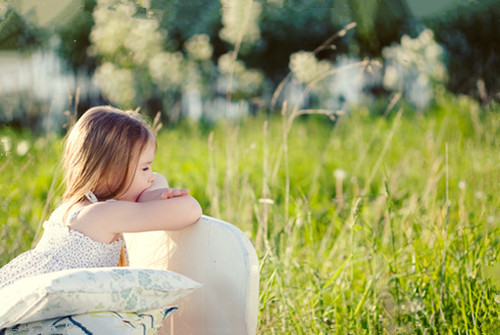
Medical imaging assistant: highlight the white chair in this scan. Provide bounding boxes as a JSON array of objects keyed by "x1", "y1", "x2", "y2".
[{"x1": 123, "y1": 215, "x2": 260, "y2": 335}]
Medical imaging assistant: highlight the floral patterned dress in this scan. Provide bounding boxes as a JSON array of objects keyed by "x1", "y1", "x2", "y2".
[{"x1": 0, "y1": 207, "x2": 124, "y2": 290}]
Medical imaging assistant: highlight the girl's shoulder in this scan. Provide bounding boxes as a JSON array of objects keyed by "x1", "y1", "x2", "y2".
[
  {"x1": 49, "y1": 199, "x2": 119, "y2": 222},
  {"x1": 49, "y1": 201, "x2": 122, "y2": 244},
  {"x1": 48, "y1": 203, "x2": 72, "y2": 223}
]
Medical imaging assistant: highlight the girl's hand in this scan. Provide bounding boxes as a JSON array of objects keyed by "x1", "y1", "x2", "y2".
[{"x1": 137, "y1": 188, "x2": 190, "y2": 203}]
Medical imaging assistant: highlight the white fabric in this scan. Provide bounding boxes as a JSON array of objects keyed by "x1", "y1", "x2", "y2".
[
  {"x1": 0, "y1": 220, "x2": 123, "y2": 290},
  {"x1": 2, "y1": 307, "x2": 177, "y2": 334},
  {"x1": 84, "y1": 190, "x2": 99, "y2": 203},
  {"x1": 0, "y1": 267, "x2": 201, "y2": 329}
]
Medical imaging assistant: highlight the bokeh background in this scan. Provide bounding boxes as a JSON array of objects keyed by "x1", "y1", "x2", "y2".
[{"x1": 0, "y1": 0, "x2": 498, "y2": 128}]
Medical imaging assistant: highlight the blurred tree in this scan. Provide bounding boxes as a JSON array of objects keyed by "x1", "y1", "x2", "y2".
[
  {"x1": 347, "y1": 0, "x2": 378, "y2": 54},
  {"x1": 127, "y1": 0, "x2": 224, "y2": 61},
  {"x1": 1, "y1": 0, "x2": 498, "y2": 123},
  {"x1": 245, "y1": 1, "x2": 347, "y2": 82},
  {"x1": 0, "y1": 8, "x2": 44, "y2": 50},
  {"x1": 425, "y1": 0, "x2": 500, "y2": 103},
  {"x1": 54, "y1": 0, "x2": 97, "y2": 74},
  {"x1": 90, "y1": 2, "x2": 168, "y2": 112},
  {"x1": 152, "y1": 0, "x2": 221, "y2": 41},
  {"x1": 369, "y1": 0, "x2": 409, "y2": 57}
]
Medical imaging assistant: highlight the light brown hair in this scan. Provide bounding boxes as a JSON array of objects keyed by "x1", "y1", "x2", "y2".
[{"x1": 63, "y1": 105, "x2": 155, "y2": 206}]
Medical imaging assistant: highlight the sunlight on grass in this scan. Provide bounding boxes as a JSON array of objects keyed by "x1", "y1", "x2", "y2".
[{"x1": 0, "y1": 92, "x2": 498, "y2": 333}]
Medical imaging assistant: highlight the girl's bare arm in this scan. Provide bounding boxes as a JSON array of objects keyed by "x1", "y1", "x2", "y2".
[
  {"x1": 72, "y1": 172, "x2": 202, "y2": 242},
  {"x1": 137, "y1": 172, "x2": 189, "y2": 202},
  {"x1": 79, "y1": 196, "x2": 202, "y2": 241},
  {"x1": 111, "y1": 196, "x2": 202, "y2": 232}
]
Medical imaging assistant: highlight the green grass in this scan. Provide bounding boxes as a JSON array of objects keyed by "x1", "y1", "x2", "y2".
[{"x1": 0, "y1": 92, "x2": 499, "y2": 333}]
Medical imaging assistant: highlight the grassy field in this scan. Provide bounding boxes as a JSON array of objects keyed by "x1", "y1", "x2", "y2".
[{"x1": 0, "y1": 92, "x2": 499, "y2": 333}]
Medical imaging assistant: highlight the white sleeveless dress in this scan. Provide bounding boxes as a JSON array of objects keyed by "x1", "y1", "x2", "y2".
[{"x1": 0, "y1": 207, "x2": 124, "y2": 290}]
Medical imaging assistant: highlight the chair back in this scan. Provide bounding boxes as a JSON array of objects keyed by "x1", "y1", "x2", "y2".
[{"x1": 124, "y1": 215, "x2": 259, "y2": 335}]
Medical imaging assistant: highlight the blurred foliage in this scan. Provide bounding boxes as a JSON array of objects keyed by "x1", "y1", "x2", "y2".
[
  {"x1": 0, "y1": 7, "x2": 44, "y2": 50},
  {"x1": 0, "y1": 0, "x2": 498, "y2": 126},
  {"x1": 220, "y1": 0, "x2": 262, "y2": 49},
  {"x1": 246, "y1": 1, "x2": 347, "y2": 82},
  {"x1": 87, "y1": 0, "x2": 268, "y2": 121},
  {"x1": 382, "y1": 29, "x2": 447, "y2": 110},
  {"x1": 289, "y1": 51, "x2": 332, "y2": 85},
  {"x1": 54, "y1": 0, "x2": 97, "y2": 73},
  {"x1": 425, "y1": 0, "x2": 500, "y2": 103}
]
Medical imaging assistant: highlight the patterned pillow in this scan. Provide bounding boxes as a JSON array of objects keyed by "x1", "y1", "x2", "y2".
[
  {"x1": 0, "y1": 267, "x2": 201, "y2": 329},
  {"x1": 1, "y1": 307, "x2": 177, "y2": 335}
]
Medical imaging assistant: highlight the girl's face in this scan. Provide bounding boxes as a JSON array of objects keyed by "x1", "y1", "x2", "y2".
[{"x1": 120, "y1": 140, "x2": 156, "y2": 202}]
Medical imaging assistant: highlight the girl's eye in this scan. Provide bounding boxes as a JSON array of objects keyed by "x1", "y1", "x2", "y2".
[{"x1": 142, "y1": 167, "x2": 150, "y2": 171}]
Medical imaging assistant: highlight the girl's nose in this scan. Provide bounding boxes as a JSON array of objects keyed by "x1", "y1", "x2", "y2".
[{"x1": 149, "y1": 173, "x2": 156, "y2": 183}]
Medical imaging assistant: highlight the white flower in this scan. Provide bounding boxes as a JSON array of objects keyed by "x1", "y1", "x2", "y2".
[
  {"x1": 289, "y1": 51, "x2": 332, "y2": 84},
  {"x1": 220, "y1": 0, "x2": 261, "y2": 46},
  {"x1": 218, "y1": 53, "x2": 245, "y2": 75},
  {"x1": 16, "y1": 140, "x2": 29, "y2": 156},
  {"x1": 334, "y1": 169, "x2": 347, "y2": 180},
  {"x1": 124, "y1": 18, "x2": 164, "y2": 66},
  {"x1": 94, "y1": 62, "x2": 136, "y2": 107},
  {"x1": 149, "y1": 52, "x2": 185, "y2": 88},
  {"x1": 381, "y1": 28, "x2": 447, "y2": 109},
  {"x1": 1, "y1": 136, "x2": 11, "y2": 155},
  {"x1": 91, "y1": 7, "x2": 130, "y2": 58},
  {"x1": 383, "y1": 65, "x2": 401, "y2": 90},
  {"x1": 185, "y1": 34, "x2": 213, "y2": 61},
  {"x1": 217, "y1": 53, "x2": 263, "y2": 96}
]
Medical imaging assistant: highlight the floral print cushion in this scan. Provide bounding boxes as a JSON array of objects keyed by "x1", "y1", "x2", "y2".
[
  {"x1": 1, "y1": 307, "x2": 177, "y2": 335},
  {"x1": 0, "y1": 267, "x2": 201, "y2": 329}
]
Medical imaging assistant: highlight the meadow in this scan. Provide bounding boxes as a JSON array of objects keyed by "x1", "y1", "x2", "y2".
[{"x1": 0, "y1": 92, "x2": 499, "y2": 334}]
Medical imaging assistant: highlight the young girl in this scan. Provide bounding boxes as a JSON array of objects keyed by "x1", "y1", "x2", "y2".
[{"x1": 0, "y1": 106, "x2": 202, "y2": 289}]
